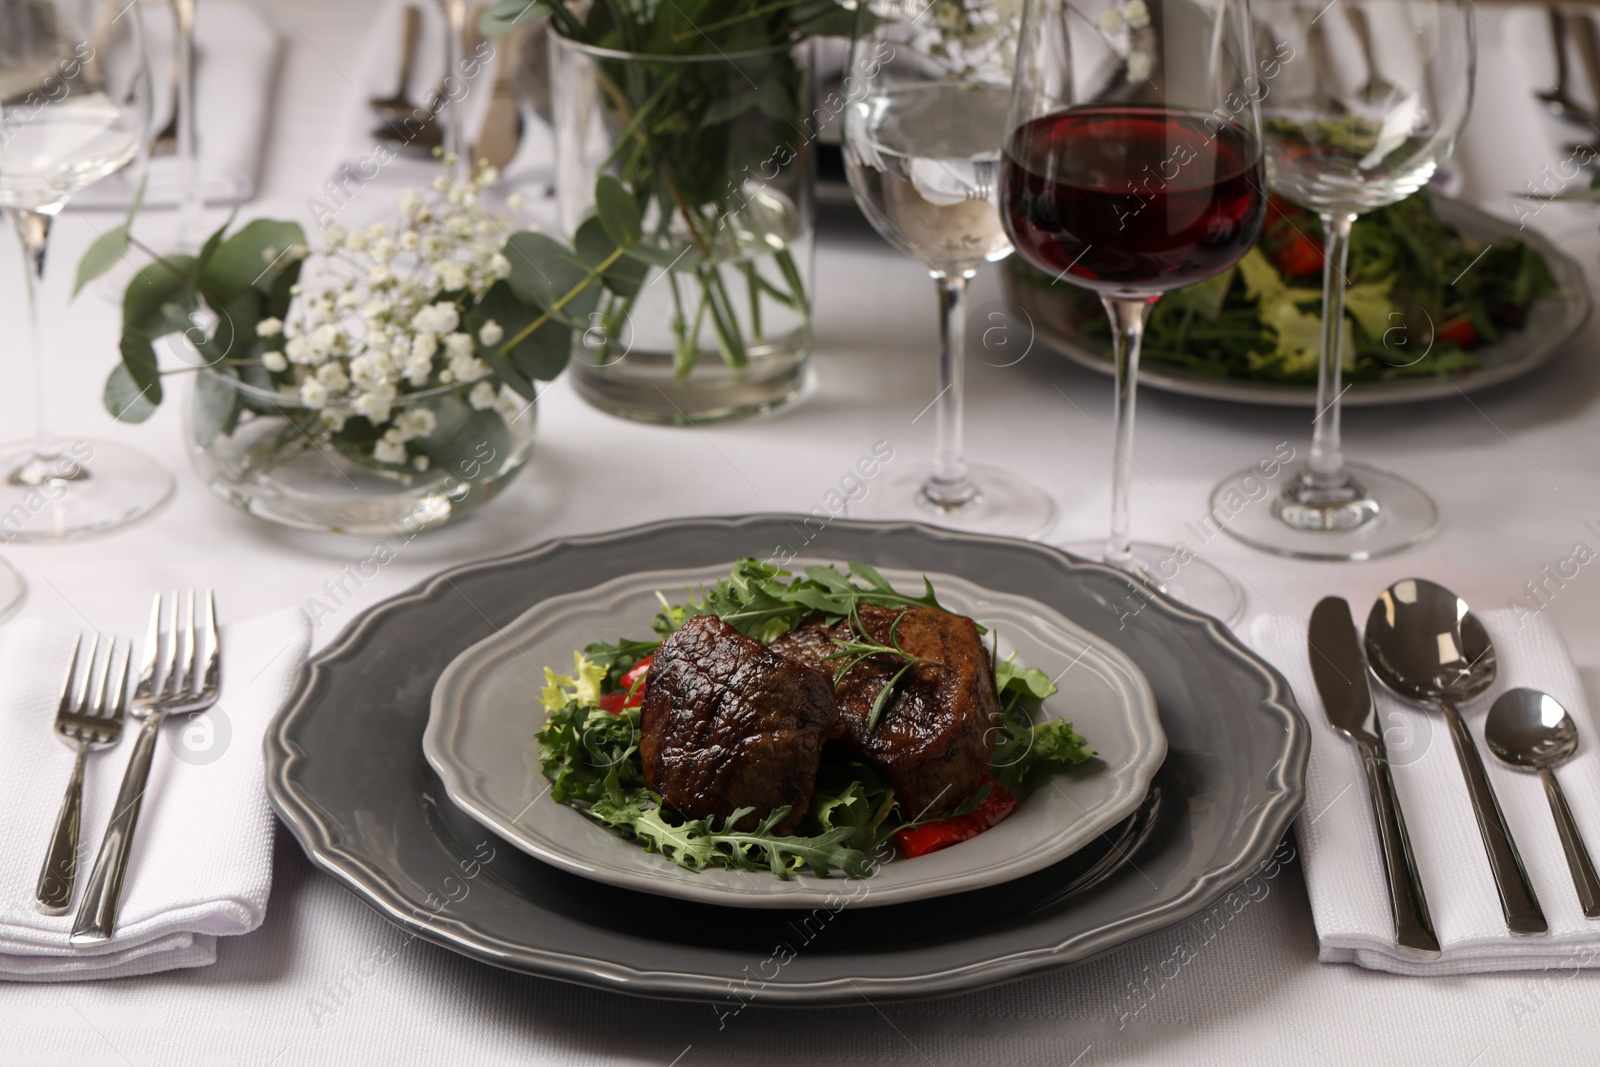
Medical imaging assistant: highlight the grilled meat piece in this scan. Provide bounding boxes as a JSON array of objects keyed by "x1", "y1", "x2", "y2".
[
  {"x1": 640, "y1": 615, "x2": 839, "y2": 834},
  {"x1": 770, "y1": 605, "x2": 999, "y2": 817}
]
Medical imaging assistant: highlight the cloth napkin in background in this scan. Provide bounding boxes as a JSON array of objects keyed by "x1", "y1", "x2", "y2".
[
  {"x1": 1250, "y1": 608, "x2": 1600, "y2": 976},
  {"x1": 76, "y1": 0, "x2": 282, "y2": 210},
  {"x1": 0, "y1": 608, "x2": 311, "y2": 981},
  {"x1": 329, "y1": 0, "x2": 556, "y2": 217}
]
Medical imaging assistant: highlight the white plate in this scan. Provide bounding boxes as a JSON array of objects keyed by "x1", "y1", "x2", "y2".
[
  {"x1": 423, "y1": 563, "x2": 1166, "y2": 909},
  {"x1": 1008, "y1": 197, "x2": 1592, "y2": 407}
]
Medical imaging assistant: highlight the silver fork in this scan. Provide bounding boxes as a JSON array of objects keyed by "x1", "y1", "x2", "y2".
[
  {"x1": 35, "y1": 635, "x2": 130, "y2": 914},
  {"x1": 70, "y1": 591, "x2": 221, "y2": 944}
]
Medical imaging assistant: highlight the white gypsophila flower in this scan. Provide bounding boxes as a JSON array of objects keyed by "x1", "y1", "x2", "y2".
[
  {"x1": 361, "y1": 298, "x2": 391, "y2": 320},
  {"x1": 507, "y1": 193, "x2": 526, "y2": 212},
  {"x1": 1123, "y1": 0, "x2": 1150, "y2": 27},
  {"x1": 411, "y1": 332, "x2": 439, "y2": 361},
  {"x1": 323, "y1": 406, "x2": 349, "y2": 432},
  {"x1": 400, "y1": 231, "x2": 420, "y2": 251},
  {"x1": 443, "y1": 333, "x2": 474, "y2": 361},
  {"x1": 1097, "y1": 6, "x2": 1123, "y2": 32},
  {"x1": 316, "y1": 362, "x2": 350, "y2": 391},
  {"x1": 490, "y1": 253, "x2": 511, "y2": 279},
  {"x1": 435, "y1": 260, "x2": 468, "y2": 292},
  {"x1": 1126, "y1": 48, "x2": 1153, "y2": 82},
  {"x1": 469, "y1": 380, "x2": 498, "y2": 410},
  {"x1": 393, "y1": 408, "x2": 437, "y2": 439},
  {"x1": 337, "y1": 290, "x2": 360, "y2": 310},
  {"x1": 404, "y1": 355, "x2": 433, "y2": 387},
  {"x1": 354, "y1": 387, "x2": 396, "y2": 425},
  {"x1": 256, "y1": 317, "x2": 283, "y2": 337},
  {"x1": 371, "y1": 238, "x2": 395, "y2": 264},
  {"x1": 477, "y1": 320, "x2": 503, "y2": 346},
  {"x1": 323, "y1": 225, "x2": 346, "y2": 248},
  {"x1": 310, "y1": 323, "x2": 340, "y2": 356},
  {"x1": 449, "y1": 351, "x2": 490, "y2": 383},
  {"x1": 373, "y1": 437, "x2": 407, "y2": 465},
  {"x1": 348, "y1": 353, "x2": 387, "y2": 390},
  {"x1": 369, "y1": 264, "x2": 393, "y2": 285},
  {"x1": 262, "y1": 350, "x2": 288, "y2": 372},
  {"x1": 398, "y1": 189, "x2": 421, "y2": 216},
  {"x1": 345, "y1": 229, "x2": 369, "y2": 253},
  {"x1": 285, "y1": 335, "x2": 316, "y2": 365},
  {"x1": 412, "y1": 454, "x2": 430, "y2": 471},
  {"x1": 300, "y1": 379, "x2": 329, "y2": 408}
]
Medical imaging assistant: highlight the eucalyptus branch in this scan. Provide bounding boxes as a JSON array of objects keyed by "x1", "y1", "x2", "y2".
[{"x1": 498, "y1": 245, "x2": 625, "y2": 354}]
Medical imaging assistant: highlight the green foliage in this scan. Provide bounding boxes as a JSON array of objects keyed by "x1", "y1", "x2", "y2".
[
  {"x1": 535, "y1": 699, "x2": 644, "y2": 804},
  {"x1": 657, "y1": 558, "x2": 948, "y2": 644}
]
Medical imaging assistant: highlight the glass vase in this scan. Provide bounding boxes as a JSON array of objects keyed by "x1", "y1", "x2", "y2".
[
  {"x1": 185, "y1": 370, "x2": 536, "y2": 534},
  {"x1": 550, "y1": 33, "x2": 815, "y2": 424}
]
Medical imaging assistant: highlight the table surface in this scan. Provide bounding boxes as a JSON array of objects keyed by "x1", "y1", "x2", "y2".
[{"x1": 6, "y1": 2, "x2": 1600, "y2": 1064}]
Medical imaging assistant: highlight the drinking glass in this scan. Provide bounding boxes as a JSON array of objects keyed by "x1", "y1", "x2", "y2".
[
  {"x1": 1002, "y1": 0, "x2": 1267, "y2": 621},
  {"x1": 1, "y1": 0, "x2": 173, "y2": 543},
  {"x1": 1211, "y1": 0, "x2": 1473, "y2": 559},
  {"x1": 842, "y1": 0, "x2": 1057, "y2": 538}
]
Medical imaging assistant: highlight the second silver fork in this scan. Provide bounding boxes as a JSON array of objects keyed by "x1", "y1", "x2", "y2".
[
  {"x1": 35, "y1": 636, "x2": 130, "y2": 914},
  {"x1": 70, "y1": 590, "x2": 221, "y2": 944}
]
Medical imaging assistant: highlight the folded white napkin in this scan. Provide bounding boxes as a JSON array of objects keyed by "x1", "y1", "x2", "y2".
[
  {"x1": 75, "y1": 0, "x2": 282, "y2": 210},
  {"x1": 1251, "y1": 608, "x2": 1600, "y2": 975},
  {"x1": 0, "y1": 607, "x2": 311, "y2": 981},
  {"x1": 327, "y1": 0, "x2": 555, "y2": 210}
]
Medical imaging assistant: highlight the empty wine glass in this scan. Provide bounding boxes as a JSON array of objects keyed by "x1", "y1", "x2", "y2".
[
  {"x1": 1, "y1": 0, "x2": 174, "y2": 542},
  {"x1": 1211, "y1": 0, "x2": 1473, "y2": 559},
  {"x1": 841, "y1": 0, "x2": 1058, "y2": 538},
  {"x1": 1002, "y1": 0, "x2": 1267, "y2": 622}
]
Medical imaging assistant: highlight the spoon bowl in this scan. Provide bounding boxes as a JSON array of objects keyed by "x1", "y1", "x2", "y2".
[
  {"x1": 1487, "y1": 688, "x2": 1581, "y2": 770},
  {"x1": 1364, "y1": 578, "x2": 1496, "y2": 704},
  {"x1": 1365, "y1": 578, "x2": 1546, "y2": 936}
]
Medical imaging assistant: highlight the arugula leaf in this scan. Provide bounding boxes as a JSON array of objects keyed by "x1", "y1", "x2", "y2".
[
  {"x1": 990, "y1": 703, "x2": 1095, "y2": 797},
  {"x1": 583, "y1": 635, "x2": 661, "y2": 689},
  {"x1": 588, "y1": 786, "x2": 872, "y2": 878},
  {"x1": 535, "y1": 700, "x2": 643, "y2": 804}
]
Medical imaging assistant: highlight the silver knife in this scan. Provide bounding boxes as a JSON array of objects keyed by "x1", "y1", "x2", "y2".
[{"x1": 1309, "y1": 597, "x2": 1441, "y2": 956}]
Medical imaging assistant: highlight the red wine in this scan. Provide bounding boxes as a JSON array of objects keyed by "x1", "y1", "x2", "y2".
[{"x1": 1002, "y1": 108, "x2": 1265, "y2": 296}]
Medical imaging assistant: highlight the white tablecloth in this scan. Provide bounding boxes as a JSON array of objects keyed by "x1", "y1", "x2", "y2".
[{"x1": 4, "y1": 1, "x2": 1600, "y2": 1063}]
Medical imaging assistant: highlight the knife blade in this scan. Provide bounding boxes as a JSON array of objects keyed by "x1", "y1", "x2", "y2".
[{"x1": 1309, "y1": 597, "x2": 1440, "y2": 956}]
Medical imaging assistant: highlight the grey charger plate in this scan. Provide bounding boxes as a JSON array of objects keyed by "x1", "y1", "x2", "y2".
[
  {"x1": 1007, "y1": 196, "x2": 1592, "y2": 407},
  {"x1": 265, "y1": 515, "x2": 1309, "y2": 1004}
]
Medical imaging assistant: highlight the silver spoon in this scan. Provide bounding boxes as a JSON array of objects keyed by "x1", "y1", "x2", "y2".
[
  {"x1": 1487, "y1": 688, "x2": 1600, "y2": 919},
  {"x1": 1365, "y1": 579, "x2": 1547, "y2": 936}
]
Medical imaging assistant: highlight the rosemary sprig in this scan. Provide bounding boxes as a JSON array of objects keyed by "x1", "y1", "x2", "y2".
[{"x1": 824, "y1": 607, "x2": 938, "y2": 732}]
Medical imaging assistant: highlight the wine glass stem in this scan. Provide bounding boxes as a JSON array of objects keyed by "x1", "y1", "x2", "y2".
[
  {"x1": 1102, "y1": 296, "x2": 1155, "y2": 567},
  {"x1": 440, "y1": 0, "x2": 469, "y2": 176},
  {"x1": 924, "y1": 269, "x2": 977, "y2": 510},
  {"x1": 1308, "y1": 211, "x2": 1356, "y2": 488},
  {"x1": 174, "y1": 0, "x2": 202, "y2": 247},
  {"x1": 9, "y1": 205, "x2": 59, "y2": 451}
]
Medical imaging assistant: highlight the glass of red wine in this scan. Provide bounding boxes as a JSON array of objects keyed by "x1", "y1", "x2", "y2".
[
  {"x1": 1211, "y1": 0, "x2": 1473, "y2": 560},
  {"x1": 1001, "y1": 0, "x2": 1267, "y2": 622}
]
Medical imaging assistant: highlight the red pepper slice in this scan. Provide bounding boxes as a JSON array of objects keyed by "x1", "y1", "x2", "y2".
[
  {"x1": 600, "y1": 655, "x2": 654, "y2": 715},
  {"x1": 893, "y1": 778, "x2": 1018, "y2": 859},
  {"x1": 1436, "y1": 316, "x2": 1477, "y2": 347}
]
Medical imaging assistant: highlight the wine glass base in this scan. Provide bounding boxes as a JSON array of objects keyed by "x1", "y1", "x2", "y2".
[
  {"x1": 1212, "y1": 460, "x2": 1438, "y2": 561},
  {"x1": 0, "y1": 439, "x2": 174, "y2": 543},
  {"x1": 848, "y1": 464, "x2": 1058, "y2": 540},
  {"x1": 1058, "y1": 539, "x2": 1246, "y2": 628},
  {"x1": 0, "y1": 557, "x2": 27, "y2": 623}
]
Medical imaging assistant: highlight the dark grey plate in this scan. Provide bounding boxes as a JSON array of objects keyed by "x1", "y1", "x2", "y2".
[{"x1": 264, "y1": 515, "x2": 1309, "y2": 1004}]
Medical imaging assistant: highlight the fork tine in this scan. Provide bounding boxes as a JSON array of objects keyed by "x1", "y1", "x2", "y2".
[
  {"x1": 177, "y1": 589, "x2": 196, "y2": 698},
  {"x1": 111, "y1": 643, "x2": 131, "y2": 716},
  {"x1": 87, "y1": 638, "x2": 111, "y2": 718},
  {"x1": 159, "y1": 591, "x2": 180, "y2": 699},
  {"x1": 200, "y1": 589, "x2": 218, "y2": 694},
  {"x1": 135, "y1": 594, "x2": 162, "y2": 699},
  {"x1": 73, "y1": 634, "x2": 100, "y2": 714},
  {"x1": 57, "y1": 634, "x2": 83, "y2": 716},
  {"x1": 91, "y1": 640, "x2": 119, "y2": 718}
]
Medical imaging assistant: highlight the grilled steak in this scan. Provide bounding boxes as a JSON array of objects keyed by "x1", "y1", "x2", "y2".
[
  {"x1": 640, "y1": 615, "x2": 839, "y2": 834},
  {"x1": 771, "y1": 605, "x2": 999, "y2": 817}
]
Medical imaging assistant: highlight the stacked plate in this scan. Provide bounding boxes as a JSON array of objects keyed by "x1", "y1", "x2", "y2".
[{"x1": 264, "y1": 516, "x2": 1309, "y2": 1003}]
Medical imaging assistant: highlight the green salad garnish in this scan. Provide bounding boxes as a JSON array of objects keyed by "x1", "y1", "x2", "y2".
[
  {"x1": 1013, "y1": 190, "x2": 1559, "y2": 384},
  {"x1": 531, "y1": 560, "x2": 1095, "y2": 879}
]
